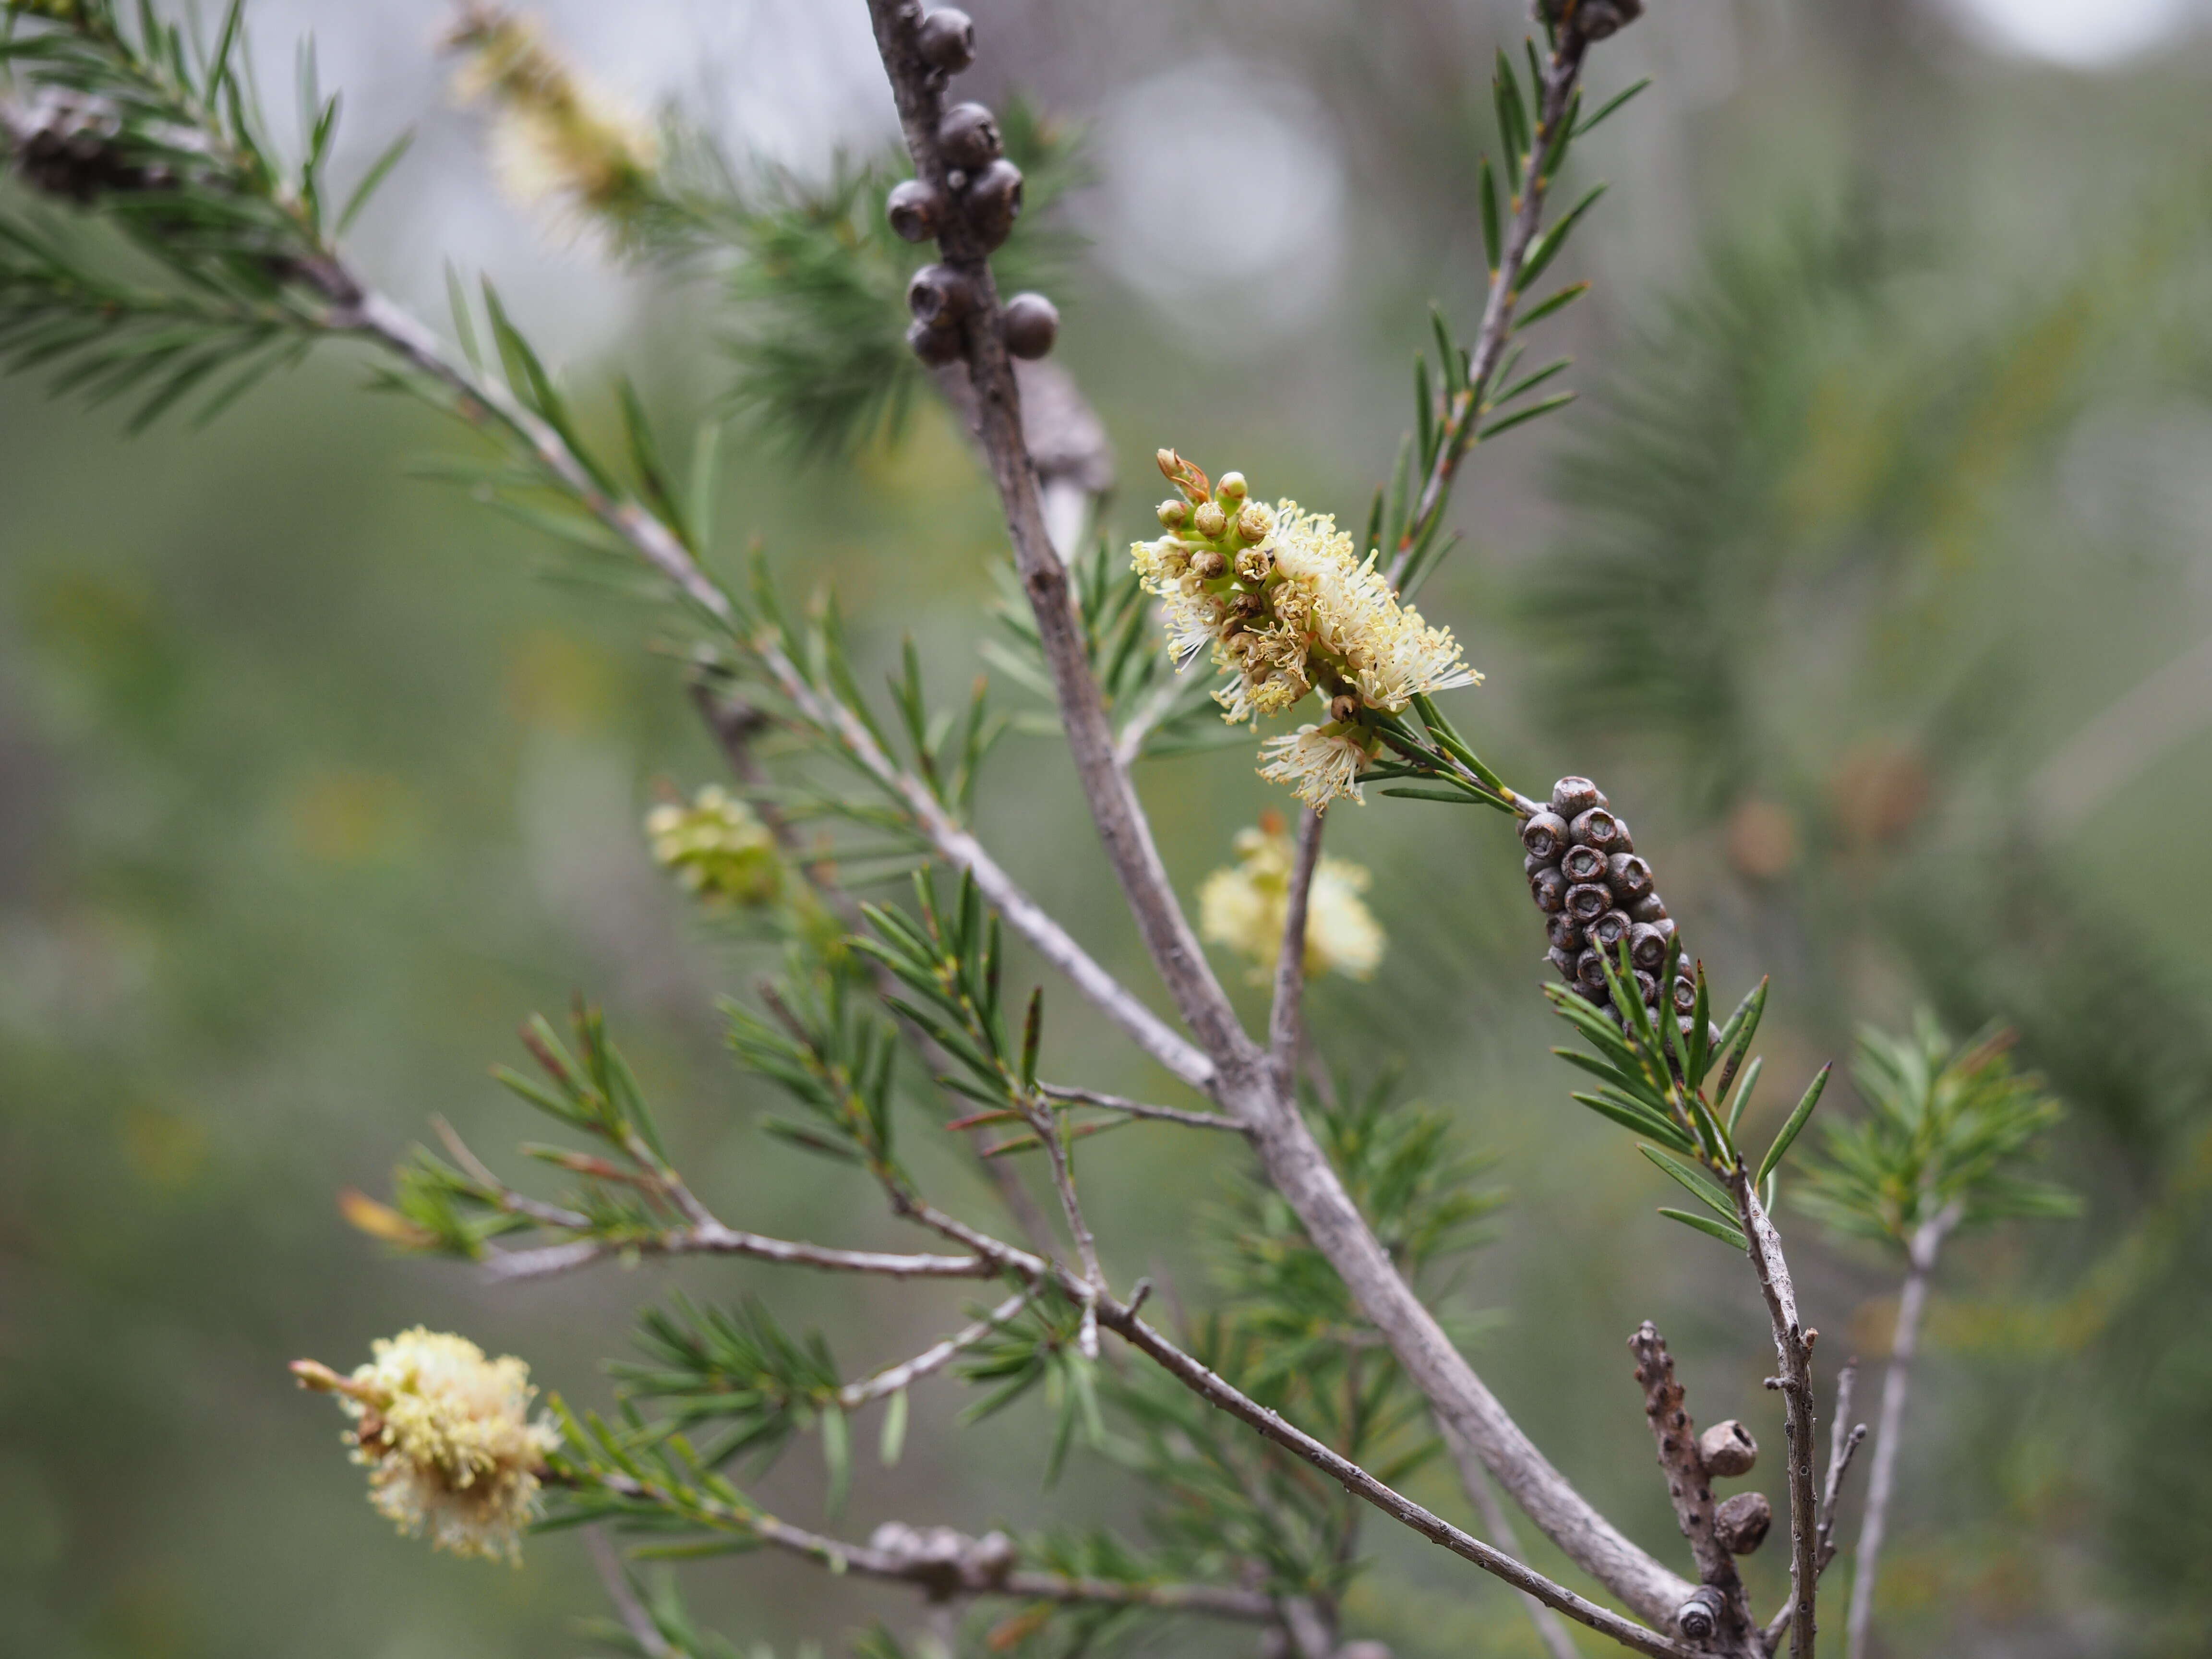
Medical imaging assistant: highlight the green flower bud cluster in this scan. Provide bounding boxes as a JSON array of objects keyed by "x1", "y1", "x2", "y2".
[{"x1": 646, "y1": 786, "x2": 782, "y2": 910}]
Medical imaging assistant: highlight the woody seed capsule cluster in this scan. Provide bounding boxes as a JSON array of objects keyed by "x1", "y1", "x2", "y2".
[
  {"x1": 890, "y1": 7, "x2": 1058, "y2": 365},
  {"x1": 1522, "y1": 774, "x2": 1693, "y2": 1030}
]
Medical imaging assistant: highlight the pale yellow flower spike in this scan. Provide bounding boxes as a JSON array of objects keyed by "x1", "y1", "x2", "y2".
[
  {"x1": 448, "y1": 6, "x2": 660, "y2": 224},
  {"x1": 1198, "y1": 817, "x2": 1384, "y2": 983},
  {"x1": 1132, "y1": 454, "x2": 1480, "y2": 809},
  {"x1": 293, "y1": 1328, "x2": 561, "y2": 1564},
  {"x1": 647, "y1": 784, "x2": 783, "y2": 909}
]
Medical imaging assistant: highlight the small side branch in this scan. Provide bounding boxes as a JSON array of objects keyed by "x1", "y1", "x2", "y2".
[
  {"x1": 1439, "y1": 1420, "x2": 1584, "y2": 1659},
  {"x1": 1726, "y1": 1171, "x2": 1820, "y2": 1659},
  {"x1": 1628, "y1": 1322, "x2": 1749, "y2": 1636},
  {"x1": 840, "y1": 1287, "x2": 1036, "y2": 1408},
  {"x1": 1039, "y1": 1083, "x2": 1245, "y2": 1134},
  {"x1": 481, "y1": 1223, "x2": 995, "y2": 1283},
  {"x1": 1845, "y1": 1207, "x2": 1957, "y2": 1659},
  {"x1": 588, "y1": 1529, "x2": 674, "y2": 1659}
]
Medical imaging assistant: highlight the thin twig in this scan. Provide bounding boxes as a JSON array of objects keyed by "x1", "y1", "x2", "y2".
[
  {"x1": 480, "y1": 1222, "x2": 993, "y2": 1283},
  {"x1": 1386, "y1": 29, "x2": 1589, "y2": 590},
  {"x1": 1039, "y1": 1083, "x2": 1245, "y2": 1133},
  {"x1": 1268, "y1": 806, "x2": 1326, "y2": 1087},
  {"x1": 1845, "y1": 1206, "x2": 1957, "y2": 1659},
  {"x1": 839, "y1": 1286, "x2": 1035, "y2": 1407},
  {"x1": 588, "y1": 1529, "x2": 673, "y2": 1659},
  {"x1": 1439, "y1": 1420, "x2": 1585, "y2": 1659},
  {"x1": 1819, "y1": 1362, "x2": 1868, "y2": 1574},
  {"x1": 1726, "y1": 1169, "x2": 1820, "y2": 1659}
]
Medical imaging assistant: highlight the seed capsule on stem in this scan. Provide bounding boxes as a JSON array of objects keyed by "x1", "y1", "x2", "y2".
[
  {"x1": 906, "y1": 263, "x2": 974, "y2": 327},
  {"x1": 916, "y1": 7, "x2": 976, "y2": 72},
  {"x1": 1570, "y1": 806, "x2": 1624, "y2": 853},
  {"x1": 1715, "y1": 1491, "x2": 1771, "y2": 1554},
  {"x1": 938, "y1": 101, "x2": 1001, "y2": 168},
  {"x1": 886, "y1": 179, "x2": 942, "y2": 242},
  {"x1": 1671, "y1": 974, "x2": 1698, "y2": 1016},
  {"x1": 1561, "y1": 844, "x2": 1607, "y2": 884},
  {"x1": 1606, "y1": 852, "x2": 1654, "y2": 903},
  {"x1": 1565, "y1": 882, "x2": 1611, "y2": 924},
  {"x1": 1547, "y1": 944, "x2": 1578, "y2": 982},
  {"x1": 1588, "y1": 909, "x2": 1631, "y2": 952},
  {"x1": 1521, "y1": 811, "x2": 1570, "y2": 862},
  {"x1": 964, "y1": 157, "x2": 1023, "y2": 249},
  {"x1": 1574, "y1": 949, "x2": 1611, "y2": 994},
  {"x1": 1628, "y1": 919, "x2": 1674, "y2": 972},
  {"x1": 1002, "y1": 291, "x2": 1058, "y2": 359},
  {"x1": 1547, "y1": 912, "x2": 1584, "y2": 952},
  {"x1": 1551, "y1": 775, "x2": 1605, "y2": 817},
  {"x1": 1530, "y1": 866, "x2": 1568, "y2": 914},
  {"x1": 1629, "y1": 891, "x2": 1670, "y2": 924},
  {"x1": 905, "y1": 318, "x2": 964, "y2": 366}
]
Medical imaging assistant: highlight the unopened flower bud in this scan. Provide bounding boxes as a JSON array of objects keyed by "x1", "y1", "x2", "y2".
[
  {"x1": 1715, "y1": 1491, "x2": 1771, "y2": 1554},
  {"x1": 1607, "y1": 852, "x2": 1654, "y2": 903},
  {"x1": 906, "y1": 318, "x2": 964, "y2": 365},
  {"x1": 906, "y1": 263, "x2": 974, "y2": 326},
  {"x1": 1002, "y1": 290, "x2": 1058, "y2": 359},
  {"x1": 1157, "y1": 499, "x2": 1190, "y2": 529},
  {"x1": 916, "y1": 7, "x2": 976, "y2": 71},
  {"x1": 1329, "y1": 693, "x2": 1361, "y2": 724},
  {"x1": 963, "y1": 157, "x2": 1022, "y2": 249},
  {"x1": 1232, "y1": 590, "x2": 1265, "y2": 617},
  {"x1": 1630, "y1": 891, "x2": 1670, "y2": 924},
  {"x1": 1570, "y1": 806, "x2": 1625, "y2": 854},
  {"x1": 1530, "y1": 866, "x2": 1567, "y2": 914},
  {"x1": 1565, "y1": 882, "x2": 1611, "y2": 924},
  {"x1": 1521, "y1": 811, "x2": 1570, "y2": 863},
  {"x1": 1216, "y1": 471, "x2": 1248, "y2": 501},
  {"x1": 1699, "y1": 1420, "x2": 1758, "y2": 1477},
  {"x1": 1193, "y1": 502, "x2": 1229, "y2": 539},
  {"x1": 1551, "y1": 775, "x2": 1606, "y2": 817},
  {"x1": 1236, "y1": 504, "x2": 1273, "y2": 542},
  {"x1": 885, "y1": 178, "x2": 943, "y2": 242},
  {"x1": 1561, "y1": 843, "x2": 1608, "y2": 884},
  {"x1": 1629, "y1": 918, "x2": 1674, "y2": 971},
  {"x1": 938, "y1": 101, "x2": 1001, "y2": 169},
  {"x1": 1190, "y1": 548, "x2": 1226, "y2": 579},
  {"x1": 1588, "y1": 909, "x2": 1632, "y2": 953}
]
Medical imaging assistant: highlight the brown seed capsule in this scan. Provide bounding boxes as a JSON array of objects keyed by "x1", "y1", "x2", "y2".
[
  {"x1": 1521, "y1": 811, "x2": 1571, "y2": 862},
  {"x1": 1629, "y1": 891, "x2": 1670, "y2": 924},
  {"x1": 1610, "y1": 817, "x2": 1635, "y2": 854},
  {"x1": 1635, "y1": 968, "x2": 1658, "y2": 1005},
  {"x1": 963, "y1": 157, "x2": 1023, "y2": 249},
  {"x1": 1698, "y1": 1419, "x2": 1758, "y2": 1477},
  {"x1": 1547, "y1": 912, "x2": 1584, "y2": 952},
  {"x1": 916, "y1": 6, "x2": 976, "y2": 71},
  {"x1": 1551, "y1": 776, "x2": 1606, "y2": 817},
  {"x1": 885, "y1": 178, "x2": 943, "y2": 242},
  {"x1": 1547, "y1": 944, "x2": 1578, "y2": 983},
  {"x1": 1607, "y1": 852, "x2": 1654, "y2": 903},
  {"x1": 1675, "y1": 1587, "x2": 1727, "y2": 1643},
  {"x1": 1570, "y1": 806, "x2": 1624, "y2": 853},
  {"x1": 1002, "y1": 291, "x2": 1058, "y2": 359},
  {"x1": 938, "y1": 101, "x2": 1001, "y2": 169},
  {"x1": 1565, "y1": 882, "x2": 1611, "y2": 924},
  {"x1": 906, "y1": 263, "x2": 975, "y2": 327},
  {"x1": 1715, "y1": 1491, "x2": 1772, "y2": 1554},
  {"x1": 1561, "y1": 844, "x2": 1608, "y2": 884},
  {"x1": 1574, "y1": 948, "x2": 1611, "y2": 994},
  {"x1": 1671, "y1": 974, "x2": 1698, "y2": 1015},
  {"x1": 1190, "y1": 549, "x2": 1226, "y2": 580},
  {"x1": 905, "y1": 318, "x2": 964, "y2": 366},
  {"x1": 1629, "y1": 919, "x2": 1675, "y2": 972},
  {"x1": 1530, "y1": 866, "x2": 1567, "y2": 914},
  {"x1": 1588, "y1": 909, "x2": 1632, "y2": 953}
]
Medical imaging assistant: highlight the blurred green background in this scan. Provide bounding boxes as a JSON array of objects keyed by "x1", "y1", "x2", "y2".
[{"x1": 4, "y1": 0, "x2": 2212, "y2": 1655}]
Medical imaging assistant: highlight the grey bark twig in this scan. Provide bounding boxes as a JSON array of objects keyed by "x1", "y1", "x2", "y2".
[
  {"x1": 1725, "y1": 1170, "x2": 1820, "y2": 1659},
  {"x1": 589, "y1": 1528, "x2": 674, "y2": 1659},
  {"x1": 1039, "y1": 1083, "x2": 1245, "y2": 1133},
  {"x1": 838, "y1": 1287, "x2": 1036, "y2": 1408},
  {"x1": 1845, "y1": 1206, "x2": 1958, "y2": 1659},
  {"x1": 1269, "y1": 807, "x2": 1327, "y2": 1088}
]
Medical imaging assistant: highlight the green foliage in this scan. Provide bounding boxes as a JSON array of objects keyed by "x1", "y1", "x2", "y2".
[
  {"x1": 617, "y1": 1294, "x2": 845, "y2": 1475},
  {"x1": 0, "y1": 1, "x2": 410, "y2": 425},
  {"x1": 1793, "y1": 1013, "x2": 2078, "y2": 1251}
]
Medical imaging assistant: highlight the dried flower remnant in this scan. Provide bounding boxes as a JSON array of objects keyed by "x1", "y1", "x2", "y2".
[
  {"x1": 291, "y1": 1329, "x2": 560, "y2": 1563},
  {"x1": 447, "y1": 5, "x2": 659, "y2": 226},
  {"x1": 1200, "y1": 814, "x2": 1383, "y2": 982},
  {"x1": 1132, "y1": 450, "x2": 1480, "y2": 808},
  {"x1": 646, "y1": 785, "x2": 782, "y2": 908}
]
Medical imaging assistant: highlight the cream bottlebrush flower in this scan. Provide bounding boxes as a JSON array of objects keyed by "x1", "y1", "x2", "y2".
[
  {"x1": 1198, "y1": 816, "x2": 1384, "y2": 982},
  {"x1": 292, "y1": 1329, "x2": 560, "y2": 1563},
  {"x1": 448, "y1": 6, "x2": 659, "y2": 223},
  {"x1": 647, "y1": 784, "x2": 783, "y2": 908},
  {"x1": 1131, "y1": 451, "x2": 1479, "y2": 807}
]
